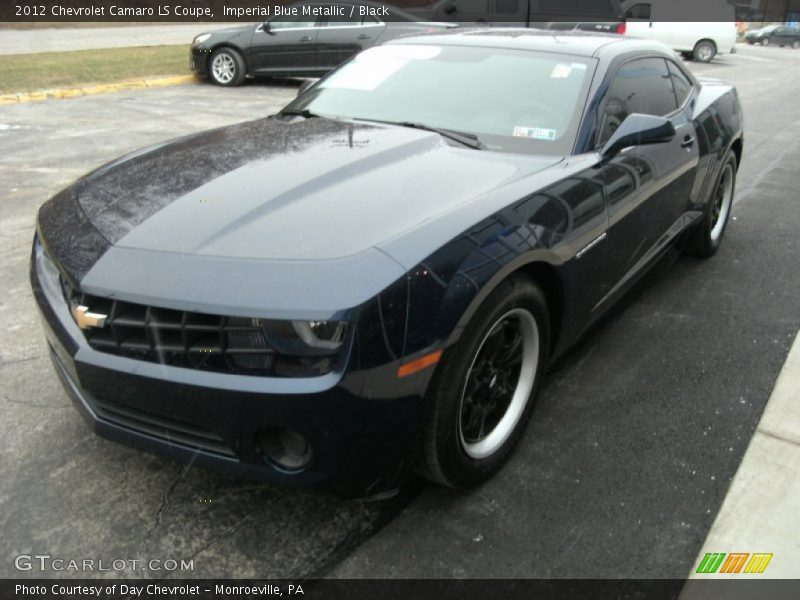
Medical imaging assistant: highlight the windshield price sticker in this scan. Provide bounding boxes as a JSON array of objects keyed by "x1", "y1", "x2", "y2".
[{"x1": 513, "y1": 126, "x2": 557, "y2": 141}]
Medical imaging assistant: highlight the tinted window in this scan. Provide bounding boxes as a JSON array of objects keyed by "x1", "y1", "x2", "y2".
[
  {"x1": 496, "y1": 0, "x2": 520, "y2": 15},
  {"x1": 597, "y1": 58, "x2": 678, "y2": 146},
  {"x1": 624, "y1": 3, "x2": 651, "y2": 19},
  {"x1": 327, "y1": 8, "x2": 369, "y2": 26},
  {"x1": 453, "y1": 0, "x2": 490, "y2": 13},
  {"x1": 542, "y1": 0, "x2": 614, "y2": 13},
  {"x1": 667, "y1": 60, "x2": 692, "y2": 107},
  {"x1": 269, "y1": 16, "x2": 317, "y2": 30}
]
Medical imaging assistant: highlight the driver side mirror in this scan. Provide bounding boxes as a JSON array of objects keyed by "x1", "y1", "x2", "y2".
[
  {"x1": 444, "y1": 3, "x2": 457, "y2": 15},
  {"x1": 262, "y1": 21, "x2": 273, "y2": 34},
  {"x1": 600, "y1": 113, "x2": 675, "y2": 159}
]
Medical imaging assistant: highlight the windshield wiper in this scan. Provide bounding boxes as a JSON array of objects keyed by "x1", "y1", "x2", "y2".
[
  {"x1": 279, "y1": 108, "x2": 321, "y2": 119},
  {"x1": 354, "y1": 118, "x2": 483, "y2": 150}
]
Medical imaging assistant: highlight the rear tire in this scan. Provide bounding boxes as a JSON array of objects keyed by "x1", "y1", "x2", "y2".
[
  {"x1": 209, "y1": 47, "x2": 246, "y2": 87},
  {"x1": 761, "y1": 37, "x2": 771, "y2": 46},
  {"x1": 418, "y1": 276, "x2": 550, "y2": 489},
  {"x1": 693, "y1": 39, "x2": 717, "y2": 62},
  {"x1": 686, "y1": 152, "x2": 737, "y2": 258}
]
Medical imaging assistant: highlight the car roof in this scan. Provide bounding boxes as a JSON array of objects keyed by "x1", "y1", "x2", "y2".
[{"x1": 389, "y1": 28, "x2": 673, "y2": 59}]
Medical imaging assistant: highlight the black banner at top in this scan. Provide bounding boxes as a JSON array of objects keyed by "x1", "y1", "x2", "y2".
[{"x1": 1, "y1": 0, "x2": 796, "y2": 24}]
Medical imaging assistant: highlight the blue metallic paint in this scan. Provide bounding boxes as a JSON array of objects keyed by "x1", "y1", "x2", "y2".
[{"x1": 32, "y1": 32, "x2": 743, "y2": 494}]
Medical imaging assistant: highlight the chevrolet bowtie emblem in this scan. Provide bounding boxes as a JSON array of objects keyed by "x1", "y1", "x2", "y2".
[{"x1": 70, "y1": 303, "x2": 108, "y2": 330}]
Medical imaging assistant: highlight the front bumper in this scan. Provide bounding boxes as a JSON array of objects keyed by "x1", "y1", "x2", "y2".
[
  {"x1": 190, "y1": 46, "x2": 211, "y2": 77},
  {"x1": 31, "y1": 242, "x2": 428, "y2": 495}
]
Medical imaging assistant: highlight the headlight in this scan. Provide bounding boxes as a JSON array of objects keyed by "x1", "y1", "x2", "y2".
[
  {"x1": 262, "y1": 320, "x2": 349, "y2": 357},
  {"x1": 292, "y1": 321, "x2": 347, "y2": 350},
  {"x1": 193, "y1": 33, "x2": 211, "y2": 46}
]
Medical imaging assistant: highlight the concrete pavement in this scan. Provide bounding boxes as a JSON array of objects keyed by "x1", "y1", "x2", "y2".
[{"x1": 686, "y1": 331, "x2": 800, "y2": 579}]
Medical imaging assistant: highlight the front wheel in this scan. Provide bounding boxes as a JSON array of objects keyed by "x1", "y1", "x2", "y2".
[
  {"x1": 761, "y1": 37, "x2": 771, "y2": 46},
  {"x1": 418, "y1": 276, "x2": 550, "y2": 489},
  {"x1": 693, "y1": 40, "x2": 717, "y2": 62},
  {"x1": 687, "y1": 152, "x2": 737, "y2": 258},
  {"x1": 208, "y1": 48, "x2": 246, "y2": 86}
]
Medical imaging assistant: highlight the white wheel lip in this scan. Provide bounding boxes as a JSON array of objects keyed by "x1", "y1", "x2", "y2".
[
  {"x1": 710, "y1": 163, "x2": 734, "y2": 242},
  {"x1": 458, "y1": 308, "x2": 540, "y2": 460},
  {"x1": 211, "y1": 53, "x2": 236, "y2": 84}
]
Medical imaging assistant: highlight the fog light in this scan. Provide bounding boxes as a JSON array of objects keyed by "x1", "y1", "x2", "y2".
[{"x1": 258, "y1": 427, "x2": 313, "y2": 471}]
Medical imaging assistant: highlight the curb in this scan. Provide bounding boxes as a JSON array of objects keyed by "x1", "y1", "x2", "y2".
[{"x1": 0, "y1": 74, "x2": 198, "y2": 106}]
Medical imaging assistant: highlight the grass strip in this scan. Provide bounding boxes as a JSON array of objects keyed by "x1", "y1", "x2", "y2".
[{"x1": 0, "y1": 45, "x2": 191, "y2": 93}]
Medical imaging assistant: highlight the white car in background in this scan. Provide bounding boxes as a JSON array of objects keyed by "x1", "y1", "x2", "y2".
[{"x1": 621, "y1": 0, "x2": 737, "y2": 62}]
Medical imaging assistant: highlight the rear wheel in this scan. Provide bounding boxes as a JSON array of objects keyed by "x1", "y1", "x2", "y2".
[
  {"x1": 209, "y1": 48, "x2": 246, "y2": 86},
  {"x1": 761, "y1": 37, "x2": 771, "y2": 46},
  {"x1": 693, "y1": 40, "x2": 717, "y2": 62},
  {"x1": 418, "y1": 276, "x2": 550, "y2": 489},
  {"x1": 687, "y1": 152, "x2": 737, "y2": 258}
]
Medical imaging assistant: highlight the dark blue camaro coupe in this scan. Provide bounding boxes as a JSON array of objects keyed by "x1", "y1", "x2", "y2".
[{"x1": 32, "y1": 30, "x2": 743, "y2": 496}]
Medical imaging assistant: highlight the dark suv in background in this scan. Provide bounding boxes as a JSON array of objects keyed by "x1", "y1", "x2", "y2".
[{"x1": 410, "y1": 0, "x2": 626, "y2": 34}]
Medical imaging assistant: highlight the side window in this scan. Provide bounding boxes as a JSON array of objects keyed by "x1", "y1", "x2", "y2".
[
  {"x1": 268, "y1": 16, "x2": 317, "y2": 31},
  {"x1": 495, "y1": 0, "x2": 520, "y2": 15},
  {"x1": 542, "y1": 0, "x2": 614, "y2": 12},
  {"x1": 453, "y1": 0, "x2": 490, "y2": 13},
  {"x1": 596, "y1": 58, "x2": 678, "y2": 147},
  {"x1": 327, "y1": 14, "x2": 365, "y2": 27},
  {"x1": 327, "y1": 6, "x2": 377, "y2": 26},
  {"x1": 667, "y1": 60, "x2": 693, "y2": 107},
  {"x1": 624, "y1": 3, "x2": 652, "y2": 19}
]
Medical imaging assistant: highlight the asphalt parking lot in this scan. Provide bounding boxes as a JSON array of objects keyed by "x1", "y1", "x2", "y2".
[{"x1": 1, "y1": 43, "x2": 799, "y2": 579}]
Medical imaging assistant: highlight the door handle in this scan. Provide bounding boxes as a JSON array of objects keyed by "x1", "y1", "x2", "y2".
[
  {"x1": 299, "y1": 36, "x2": 313, "y2": 43},
  {"x1": 357, "y1": 34, "x2": 371, "y2": 40},
  {"x1": 681, "y1": 136, "x2": 695, "y2": 149}
]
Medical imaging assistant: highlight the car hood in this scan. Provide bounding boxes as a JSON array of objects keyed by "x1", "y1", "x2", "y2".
[
  {"x1": 48, "y1": 117, "x2": 560, "y2": 260},
  {"x1": 37, "y1": 117, "x2": 563, "y2": 316}
]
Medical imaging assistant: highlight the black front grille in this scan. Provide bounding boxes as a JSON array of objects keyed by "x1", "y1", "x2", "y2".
[{"x1": 62, "y1": 280, "x2": 337, "y2": 377}]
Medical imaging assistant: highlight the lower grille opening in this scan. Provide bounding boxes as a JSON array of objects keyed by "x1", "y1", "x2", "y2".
[{"x1": 86, "y1": 393, "x2": 236, "y2": 459}]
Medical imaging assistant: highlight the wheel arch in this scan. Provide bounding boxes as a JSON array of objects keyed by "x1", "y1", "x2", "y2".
[
  {"x1": 730, "y1": 137, "x2": 743, "y2": 171},
  {"x1": 695, "y1": 38, "x2": 718, "y2": 52},
  {"x1": 443, "y1": 254, "x2": 565, "y2": 361},
  {"x1": 207, "y1": 44, "x2": 249, "y2": 75},
  {"x1": 516, "y1": 261, "x2": 564, "y2": 359}
]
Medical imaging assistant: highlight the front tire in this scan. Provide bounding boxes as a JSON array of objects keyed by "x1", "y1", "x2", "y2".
[
  {"x1": 693, "y1": 39, "x2": 717, "y2": 62},
  {"x1": 761, "y1": 37, "x2": 771, "y2": 46},
  {"x1": 687, "y1": 152, "x2": 737, "y2": 258},
  {"x1": 419, "y1": 276, "x2": 550, "y2": 489},
  {"x1": 209, "y1": 48, "x2": 246, "y2": 86}
]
